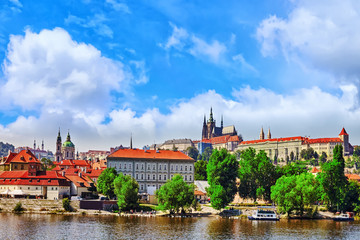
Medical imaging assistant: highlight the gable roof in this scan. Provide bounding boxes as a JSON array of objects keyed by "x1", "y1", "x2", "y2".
[
  {"x1": 5, "y1": 150, "x2": 41, "y2": 164},
  {"x1": 304, "y1": 138, "x2": 342, "y2": 144},
  {"x1": 108, "y1": 149, "x2": 194, "y2": 161},
  {"x1": 339, "y1": 128, "x2": 349, "y2": 136}
]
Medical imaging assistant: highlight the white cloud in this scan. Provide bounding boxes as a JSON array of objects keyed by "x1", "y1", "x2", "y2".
[
  {"x1": 9, "y1": 0, "x2": 22, "y2": 8},
  {"x1": 232, "y1": 54, "x2": 258, "y2": 74},
  {"x1": 106, "y1": 0, "x2": 131, "y2": 14},
  {"x1": 160, "y1": 23, "x2": 235, "y2": 65},
  {"x1": 65, "y1": 13, "x2": 114, "y2": 38},
  {"x1": 256, "y1": 0, "x2": 360, "y2": 100}
]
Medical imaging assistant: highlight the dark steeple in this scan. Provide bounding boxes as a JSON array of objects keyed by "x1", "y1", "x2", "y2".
[
  {"x1": 57, "y1": 128, "x2": 62, "y2": 142},
  {"x1": 130, "y1": 133, "x2": 133, "y2": 149},
  {"x1": 209, "y1": 107, "x2": 214, "y2": 123},
  {"x1": 221, "y1": 115, "x2": 223, "y2": 128},
  {"x1": 66, "y1": 130, "x2": 71, "y2": 142},
  {"x1": 203, "y1": 115, "x2": 206, "y2": 125}
]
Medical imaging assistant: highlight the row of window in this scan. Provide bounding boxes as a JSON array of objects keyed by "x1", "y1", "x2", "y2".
[
  {"x1": 109, "y1": 162, "x2": 193, "y2": 173},
  {"x1": 0, "y1": 186, "x2": 58, "y2": 190}
]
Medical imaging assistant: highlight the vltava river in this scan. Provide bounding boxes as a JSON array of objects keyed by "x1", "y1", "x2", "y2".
[{"x1": 0, "y1": 213, "x2": 358, "y2": 239}]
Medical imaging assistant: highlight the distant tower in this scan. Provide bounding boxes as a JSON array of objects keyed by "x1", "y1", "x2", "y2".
[
  {"x1": 130, "y1": 133, "x2": 133, "y2": 149},
  {"x1": 55, "y1": 128, "x2": 62, "y2": 162},
  {"x1": 267, "y1": 128, "x2": 272, "y2": 139},
  {"x1": 41, "y1": 140, "x2": 44, "y2": 151},
  {"x1": 221, "y1": 115, "x2": 224, "y2": 129},
  {"x1": 202, "y1": 115, "x2": 208, "y2": 139},
  {"x1": 339, "y1": 127, "x2": 350, "y2": 155},
  {"x1": 62, "y1": 130, "x2": 75, "y2": 159},
  {"x1": 33, "y1": 140, "x2": 36, "y2": 149},
  {"x1": 260, "y1": 127, "x2": 265, "y2": 140}
]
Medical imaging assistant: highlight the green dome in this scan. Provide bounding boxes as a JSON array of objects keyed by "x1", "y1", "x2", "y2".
[{"x1": 62, "y1": 141, "x2": 75, "y2": 148}]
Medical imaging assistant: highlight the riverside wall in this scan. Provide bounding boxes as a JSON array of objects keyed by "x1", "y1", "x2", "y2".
[{"x1": 0, "y1": 198, "x2": 79, "y2": 212}]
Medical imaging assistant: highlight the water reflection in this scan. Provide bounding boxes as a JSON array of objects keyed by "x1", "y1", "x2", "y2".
[{"x1": 0, "y1": 214, "x2": 359, "y2": 239}]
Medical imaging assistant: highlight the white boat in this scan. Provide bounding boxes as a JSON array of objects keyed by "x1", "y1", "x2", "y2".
[
  {"x1": 248, "y1": 207, "x2": 280, "y2": 221},
  {"x1": 333, "y1": 212, "x2": 354, "y2": 221}
]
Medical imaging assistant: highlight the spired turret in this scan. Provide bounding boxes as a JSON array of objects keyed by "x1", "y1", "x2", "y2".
[
  {"x1": 339, "y1": 127, "x2": 350, "y2": 155},
  {"x1": 62, "y1": 130, "x2": 75, "y2": 159},
  {"x1": 260, "y1": 127, "x2": 265, "y2": 140},
  {"x1": 267, "y1": 128, "x2": 272, "y2": 139},
  {"x1": 55, "y1": 128, "x2": 62, "y2": 162}
]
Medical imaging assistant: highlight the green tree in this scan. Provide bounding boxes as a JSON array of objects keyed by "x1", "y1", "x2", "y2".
[
  {"x1": 300, "y1": 148, "x2": 316, "y2": 160},
  {"x1": 238, "y1": 148, "x2": 279, "y2": 202},
  {"x1": 319, "y1": 152, "x2": 327, "y2": 164},
  {"x1": 62, "y1": 198, "x2": 71, "y2": 212},
  {"x1": 156, "y1": 174, "x2": 194, "y2": 213},
  {"x1": 202, "y1": 147, "x2": 213, "y2": 161},
  {"x1": 207, "y1": 149, "x2": 238, "y2": 210},
  {"x1": 186, "y1": 146, "x2": 199, "y2": 160},
  {"x1": 114, "y1": 173, "x2": 139, "y2": 211},
  {"x1": 317, "y1": 145, "x2": 347, "y2": 211},
  {"x1": 97, "y1": 168, "x2": 118, "y2": 199},
  {"x1": 271, "y1": 172, "x2": 320, "y2": 217},
  {"x1": 281, "y1": 162, "x2": 307, "y2": 176},
  {"x1": 353, "y1": 146, "x2": 360, "y2": 157},
  {"x1": 194, "y1": 160, "x2": 208, "y2": 180},
  {"x1": 41, "y1": 157, "x2": 54, "y2": 170},
  {"x1": 342, "y1": 180, "x2": 360, "y2": 212},
  {"x1": 290, "y1": 151, "x2": 295, "y2": 162}
]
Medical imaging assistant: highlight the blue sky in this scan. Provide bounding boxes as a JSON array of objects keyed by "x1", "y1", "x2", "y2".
[{"x1": 0, "y1": 0, "x2": 360, "y2": 151}]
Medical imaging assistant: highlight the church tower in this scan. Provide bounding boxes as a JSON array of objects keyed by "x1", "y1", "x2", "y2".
[
  {"x1": 55, "y1": 129, "x2": 62, "y2": 162},
  {"x1": 202, "y1": 115, "x2": 208, "y2": 139},
  {"x1": 339, "y1": 127, "x2": 350, "y2": 155},
  {"x1": 62, "y1": 131, "x2": 75, "y2": 159},
  {"x1": 260, "y1": 127, "x2": 265, "y2": 140},
  {"x1": 267, "y1": 128, "x2": 272, "y2": 139}
]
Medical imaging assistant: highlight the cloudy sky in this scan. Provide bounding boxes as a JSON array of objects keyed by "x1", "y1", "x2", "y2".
[{"x1": 0, "y1": 0, "x2": 360, "y2": 152}]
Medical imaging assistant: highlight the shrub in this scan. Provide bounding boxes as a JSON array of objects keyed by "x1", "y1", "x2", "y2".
[
  {"x1": 62, "y1": 198, "x2": 71, "y2": 212},
  {"x1": 13, "y1": 202, "x2": 24, "y2": 213}
]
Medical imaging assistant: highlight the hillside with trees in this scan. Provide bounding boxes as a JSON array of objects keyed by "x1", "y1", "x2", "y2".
[{"x1": 0, "y1": 142, "x2": 15, "y2": 157}]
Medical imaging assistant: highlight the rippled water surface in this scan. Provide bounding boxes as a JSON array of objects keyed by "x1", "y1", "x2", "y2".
[{"x1": 0, "y1": 214, "x2": 359, "y2": 239}]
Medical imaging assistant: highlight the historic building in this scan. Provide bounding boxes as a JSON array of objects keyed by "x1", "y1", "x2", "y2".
[
  {"x1": 55, "y1": 130, "x2": 75, "y2": 162},
  {"x1": 159, "y1": 139, "x2": 194, "y2": 152},
  {"x1": 202, "y1": 108, "x2": 237, "y2": 139},
  {"x1": 198, "y1": 108, "x2": 241, "y2": 153},
  {"x1": 107, "y1": 149, "x2": 195, "y2": 194},
  {"x1": 236, "y1": 127, "x2": 353, "y2": 161}
]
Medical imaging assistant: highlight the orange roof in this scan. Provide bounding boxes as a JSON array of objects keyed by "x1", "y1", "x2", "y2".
[
  {"x1": 194, "y1": 190, "x2": 206, "y2": 196},
  {"x1": 0, "y1": 171, "x2": 69, "y2": 186},
  {"x1": 339, "y1": 128, "x2": 349, "y2": 136},
  {"x1": 311, "y1": 167, "x2": 321, "y2": 173},
  {"x1": 346, "y1": 174, "x2": 360, "y2": 181},
  {"x1": 201, "y1": 135, "x2": 240, "y2": 145},
  {"x1": 108, "y1": 149, "x2": 194, "y2": 161},
  {"x1": 65, "y1": 175, "x2": 91, "y2": 188},
  {"x1": 4, "y1": 150, "x2": 41, "y2": 164},
  {"x1": 240, "y1": 136, "x2": 306, "y2": 145},
  {"x1": 83, "y1": 169, "x2": 103, "y2": 178},
  {"x1": 304, "y1": 138, "x2": 342, "y2": 144}
]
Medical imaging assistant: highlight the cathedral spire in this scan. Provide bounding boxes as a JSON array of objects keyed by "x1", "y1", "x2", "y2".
[
  {"x1": 203, "y1": 115, "x2": 206, "y2": 125},
  {"x1": 34, "y1": 139, "x2": 36, "y2": 149},
  {"x1": 66, "y1": 130, "x2": 71, "y2": 141},
  {"x1": 267, "y1": 127, "x2": 271, "y2": 139},
  {"x1": 42, "y1": 140, "x2": 44, "y2": 151},
  {"x1": 209, "y1": 107, "x2": 214, "y2": 122},
  {"x1": 260, "y1": 127, "x2": 265, "y2": 140},
  {"x1": 221, "y1": 115, "x2": 223, "y2": 128},
  {"x1": 130, "y1": 133, "x2": 133, "y2": 149}
]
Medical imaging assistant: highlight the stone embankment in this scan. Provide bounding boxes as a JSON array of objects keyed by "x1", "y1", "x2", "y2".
[{"x1": 0, "y1": 198, "x2": 79, "y2": 213}]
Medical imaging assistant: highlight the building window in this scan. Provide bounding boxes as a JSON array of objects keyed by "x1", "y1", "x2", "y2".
[
  {"x1": 189, "y1": 166, "x2": 192, "y2": 172},
  {"x1": 136, "y1": 164, "x2": 139, "y2": 170},
  {"x1": 129, "y1": 164, "x2": 132, "y2": 169},
  {"x1": 56, "y1": 187, "x2": 58, "y2": 190},
  {"x1": 153, "y1": 165, "x2": 155, "y2": 170},
  {"x1": 148, "y1": 165, "x2": 150, "y2": 170},
  {"x1": 185, "y1": 166, "x2": 187, "y2": 171},
  {"x1": 171, "y1": 175, "x2": 173, "y2": 178},
  {"x1": 21, "y1": 165, "x2": 24, "y2": 170},
  {"x1": 36, "y1": 187, "x2": 38, "y2": 190},
  {"x1": 141, "y1": 185, "x2": 143, "y2": 190},
  {"x1": 185, "y1": 176, "x2": 187, "y2": 181},
  {"x1": 124, "y1": 164, "x2": 127, "y2": 169},
  {"x1": 142, "y1": 164, "x2": 144, "y2": 170},
  {"x1": 153, "y1": 175, "x2": 155, "y2": 180},
  {"x1": 189, "y1": 175, "x2": 192, "y2": 181},
  {"x1": 136, "y1": 174, "x2": 138, "y2": 179},
  {"x1": 176, "y1": 166, "x2": 178, "y2": 171},
  {"x1": 141, "y1": 174, "x2": 144, "y2": 180},
  {"x1": 164, "y1": 165, "x2": 167, "y2": 170},
  {"x1": 159, "y1": 165, "x2": 162, "y2": 170},
  {"x1": 171, "y1": 166, "x2": 173, "y2": 171},
  {"x1": 28, "y1": 187, "x2": 30, "y2": 190},
  {"x1": 148, "y1": 174, "x2": 150, "y2": 180},
  {"x1": 159, "y1": 175, "x2": 162, "y2": 180}
]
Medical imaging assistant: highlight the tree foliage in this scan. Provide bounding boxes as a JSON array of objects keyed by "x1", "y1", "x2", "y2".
[
  {"x1": 194, "y1": 160, "x2": 208, "y2": 180},
  {"x1": 281, "y1": 162, "x2": 307, "y2": 176},
  {"x1": 271, "y1": 172, "x2": 320, "y2": 217},
  {"x1": 186, "y1": 146, "x2": 199, "y2": 160},
  {"x1": 156, "y1": 174, "x2": 194, "y2": 213},
  {"x1": 354, "y1": 146, "x2": 360, "y2": 157},
  {"x1": 202, "y1": 147, "x2": 213, "y2": 161},
  {"x1": 300, "y1": 148, "x2": 317, "y2": 160},
  {"x1": 114, "y1": 173, "x2": 139, "y2": 211},
  {"x1": 207, "y1": 149, "x2": 238, "y2": 210},
  {"x1": 97, "y1": 168, "x2": 118, "y2": 199},
  {"x1": 317, "y1": 145, "x2": 348, "y2": 210},
  {"x1": 238, "y1": 148, "x2": 279, "y2": 202}
]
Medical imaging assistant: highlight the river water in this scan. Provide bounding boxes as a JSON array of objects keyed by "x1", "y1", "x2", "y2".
[{"x1": 0, "y1": 214, "x2": 358, "y2": 239}]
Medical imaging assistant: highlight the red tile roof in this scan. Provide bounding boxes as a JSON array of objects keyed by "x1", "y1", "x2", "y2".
[
  {"x1": 83, "y1": 169, "x2": 103, "y2": 178},
  {"x1": 201, "y1": 135, "x2": 240, "y2": 145},
  {"x1": 339, "y1": 128, "x2": 349, "y2": 136},
  {"x1": 65, "y1": 175, "x2": 91, "y2": 188},
  {"x1": 0, "y1": 171, "x2": 69, "y2": 186},
  {"x1": 346, "y1": 174, "x2": 360, "y2": 181},
  {"x1": 108, "y1": 149, "x2": 194, "y2": 161},
  {"x1": 311, "y1": 167, "x2": 321, "y2": 173},
  {"x1": 240, "y1": 136, "x2": 306, "y2": 145},
  {"x1": 3, "y1": 150, "x2": 41, "y2": 164},
  {"x1": 304, "y1": 138, "x2": 342, "y2": 144}
]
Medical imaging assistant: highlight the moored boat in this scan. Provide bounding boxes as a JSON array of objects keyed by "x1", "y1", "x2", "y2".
[
  {"x1": 248, "y1": 206, "x2": 280, "y2": 221},
  {"x1": 333, "y1": 212, "x2": 354, "y2": 221}
]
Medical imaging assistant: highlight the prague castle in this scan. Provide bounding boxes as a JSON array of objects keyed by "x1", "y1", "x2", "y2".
[{"x1": 236, "y1": 127, "x2": 353, "y2": 160}]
